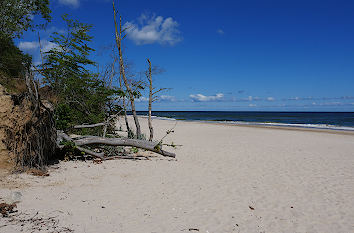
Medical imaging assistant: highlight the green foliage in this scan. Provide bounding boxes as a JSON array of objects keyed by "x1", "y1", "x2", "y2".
[
  {"x1": 137, "y1": 133, "x2": 146, "y2": 140},
  {"x1": 127, "y1": 129, "x2": 135, "y2": 139},
  {"x1": 0, "y1": 0, "x2": 51, "y2": 39},
  {"x1": 55, "y1": 103, "x2": 74, "y2": 130},
  {"x1": 59, "y1": 140, "x2": 84, "y2": 161},
  {"x1": 42, "y1": 14, "x2": 95, "y2": 92},
  {"x1": 131, "y1": 147, "x2": 139, "y2": 153},
  {"x1": 59, "y1": 139, "x2": 75, "y2": 148},
  {"x1": 102, "y1": 145, "x2": 124, "y2": 157},
  {"x1": 73, "y1": 127, "x2": 103, "y2": 137},
  {"x1": 153, "y1": 142, "x2": 162, "y2": 152},
  {"x1": 0, "y1": 35, "x2": 32, "y2": 79},
  {"x1": 41, "y1": 15, "x2": 120, "y2": 130},
  {"x1": 0, "y1": 0, "x2": 50, "y2": 91}
]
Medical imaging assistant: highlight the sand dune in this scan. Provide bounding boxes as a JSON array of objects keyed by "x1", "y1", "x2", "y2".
[{"x1": 1, "y1": 117, "x2": 354, "y2": 232}]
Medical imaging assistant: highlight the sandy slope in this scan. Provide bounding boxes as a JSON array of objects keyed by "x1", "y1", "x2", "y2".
[{"x1": 1, "y1": 117, "x2": 354, "y2": 233}]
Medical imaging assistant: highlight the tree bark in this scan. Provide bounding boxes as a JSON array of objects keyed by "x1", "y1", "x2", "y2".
[
  {"x1": 147, "y1": 59, "x2": 154, "y2": 141},
  {"x1": 102, "y1": 120, "x2": 108, "y2": 137},
  {"x1": 74, "y1": 123, "x2": 106, "y2": 129},
  {"x1": 57, "y1": 131, "x2": 176, "y2": 158},
  {"x1": 77, "y1": 146, "x2": 104, "y2": 159},
  {"x1": 74, "y1": 136, "x2": 176, "y2": 158},
  {"x1": 57, "y1": 132, "x2": 104, "y2": 159},
  {"x1": 119, "y1": 68, "x2": 130, "y2": 134},
  {"x1": 113, "y1": 1, "x2": 141, "y2": 139}
]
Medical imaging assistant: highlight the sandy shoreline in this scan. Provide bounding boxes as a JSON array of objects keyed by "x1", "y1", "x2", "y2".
[{"x1": 1, "y1": 117, "x2": 354, "y2": 232}]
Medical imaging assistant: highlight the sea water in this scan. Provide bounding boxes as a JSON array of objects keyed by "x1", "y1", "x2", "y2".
[{"x1": 135, "y1": 111, "x2": 354, "y2": 131}]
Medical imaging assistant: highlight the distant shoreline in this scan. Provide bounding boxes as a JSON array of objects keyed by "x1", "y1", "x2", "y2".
[{"x1": 134, "y1": 115, "x2": 354, "y2": 135}]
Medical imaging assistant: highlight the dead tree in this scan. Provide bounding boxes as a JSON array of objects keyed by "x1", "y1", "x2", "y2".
[
  {"x1": 57, "y1": 131, "x2": 176, "y2": 158},
  {"x1": 103, "y1": 56, "x2": 118, "y2": 137},
  {"x1": 146, "y1": 59, "x2": 168, "y2": 141},
  {"x1": 147, "y1": 59, "x2": 153, "y2": 141},
  {"x1": 119, "y1": 70, "x2": 131, "y2": 135},
  {"x1": 113, "y1": 0, "x2": 141, "y2": 139}
]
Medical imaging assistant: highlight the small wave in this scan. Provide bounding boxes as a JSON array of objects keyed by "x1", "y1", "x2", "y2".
[
  {"x1": 217, "y1": 121, "x2": 354, "y2": 131},
  {"x1": 138, "y1": 115, "x2": 177, "y2": 121}
]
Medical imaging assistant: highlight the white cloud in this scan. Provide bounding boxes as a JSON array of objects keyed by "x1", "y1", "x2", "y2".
[
  {"x1": 136, "y1": 95, "x2": 176, "y2": 103},
  {"x1": 41, "y1": 41, "x2": 58, "y2": 52},
  {"x1": 266, "y1": 97, "x2": 275, "y2": 101},
  {"x1": 18, "y1": 40, "x2": 59, "y2": 53},
  {"x1": 238, "y1": 96, "x2": 262, "y2": 102},
  {"x1": 217, "y1": 29, "x2": 224, "y2": 35},
  {"x1": 189, "y1": 93, "x2": 224, "y2": 102},
  {"x1": 18, "y1": 41, "x2": 38, "y2": 50},
  {"x1": 124, "y1": 13, "x2": 182, "y2": 45},
  {"x1": 135, "y1": 97, "x2": 149, "y2": 102},
  {"x1": 287, "y1": 96, "x2": 313, "y2": 101},
  {"x1": 46, "y1": 26, "x2": 67, "y2": 35},
  {"x1": 159, "y1": 95, "x2": 176, "y2": 102},
  {"x1": 58, "y1": 0, "x2": 79, "y2": 7},
  {"x1": 249, "y1": 104, "x2": 257, "y2": 107}
]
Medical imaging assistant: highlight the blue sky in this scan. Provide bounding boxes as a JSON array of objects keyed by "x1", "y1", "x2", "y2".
[{"x1": 17, "y1": 0, "x2": 354, "y2": 111}]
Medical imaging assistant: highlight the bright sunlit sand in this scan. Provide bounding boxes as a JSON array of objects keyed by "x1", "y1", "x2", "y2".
[{"x1": 1, "y1": 117, "x2": 354, "y2": 233}]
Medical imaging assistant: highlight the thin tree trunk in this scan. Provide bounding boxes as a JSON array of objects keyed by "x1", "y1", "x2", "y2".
[
  {"x1": 119, "y1": 67, "x2": 130, "y2": 134},
  {"x1": 147, "y1": 59, "x2": 153, "y2": 141},
  {"x1": 102, "y1": 119, "x2": 109, "y2": 137},
  {"x1": 113, "y1": 1, "x2": 141, "y2": 138},
  {"x1": 129, "y1": 96, "x2": 141, "y2": 138},
  {"x1": 109, "y1": 57, "x2": 117, "y2": 88},
  {"x1": 103, "y1": 53, "x2": 118, "y2": 137}
]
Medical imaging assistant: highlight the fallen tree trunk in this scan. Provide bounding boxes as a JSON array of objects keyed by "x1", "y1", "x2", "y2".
[
  {"x1": 74, "y1": 137, "x2": 176, "y2": 158},
  {"x1": 74, "y1": 123, "x2": 106, "y2": 129},
  {"x1": 57, "y1": 132, "x2": 104, "y2": 159},
  {"x1": 57, "y1": 131, "x2": 176, "y2": 158}
]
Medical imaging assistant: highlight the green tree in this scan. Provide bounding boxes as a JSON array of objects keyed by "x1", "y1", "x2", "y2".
[
  {"x1": 0, "y1": 0, "x2": 51, "y2": 39},
  {"x1": 41, "y1": 15, "x2": 118, "y2": 130},
  {"x1": 0, "y1": 36, "x2": 32, "y2": 78},
  {"x1": 0, "y1": 0, "x2": 50, "y2": 89}
]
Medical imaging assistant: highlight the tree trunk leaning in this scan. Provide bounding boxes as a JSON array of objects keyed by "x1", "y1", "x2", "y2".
[
  {"x1": 147, "y1": 59, "x2": 154, "y2": 141},
  {"x1": 113, "y1": 2, "x2": 141, "y2": 139}
]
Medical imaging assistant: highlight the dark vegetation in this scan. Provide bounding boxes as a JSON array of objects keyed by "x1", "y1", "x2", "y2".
[{"x1": 0, "y1": 0, "x2": 50, "y2": 91}]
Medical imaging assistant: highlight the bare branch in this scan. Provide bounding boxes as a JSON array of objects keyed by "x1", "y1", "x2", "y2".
[
  {"x1": 152, "y1": 88, "x2": 170, "y2": 96},
  {"x1": 76, "y1": 146, "x2": 104, "y2": 159}
]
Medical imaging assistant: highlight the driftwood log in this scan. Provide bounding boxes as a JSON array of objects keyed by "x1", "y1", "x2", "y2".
[
  {"x1": 73, "y1": 123, "x2": 106, "y2": 129},
  {"x1": 74, "y1": 137, "x2": 176, "y2": 158},
  {"x1": 57, "y1": 131, "x2": 176, "y2": 159}
]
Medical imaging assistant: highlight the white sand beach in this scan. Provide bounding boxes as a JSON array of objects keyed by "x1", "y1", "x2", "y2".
[{"x1": 1, "y1": 117, "x2": 354, "y2": 233}]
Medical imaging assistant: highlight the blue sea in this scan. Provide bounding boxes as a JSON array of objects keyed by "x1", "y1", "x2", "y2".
[{"x1": 136, "y1": 111, "x2": 354, "y2": 131}]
